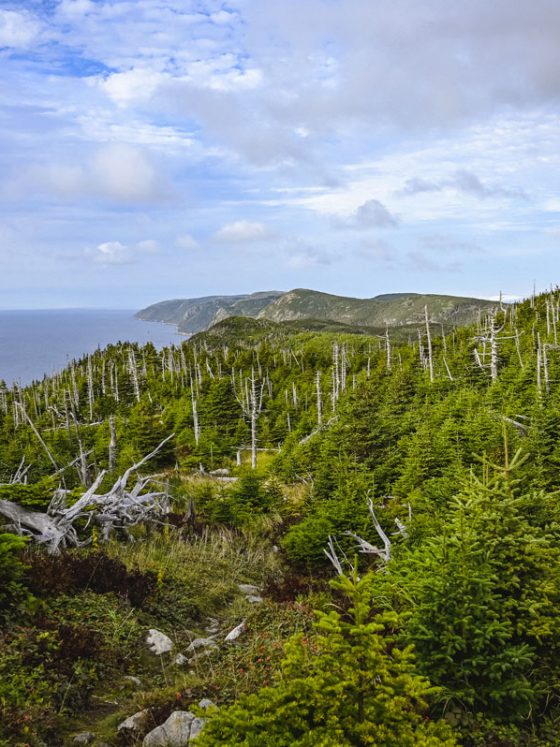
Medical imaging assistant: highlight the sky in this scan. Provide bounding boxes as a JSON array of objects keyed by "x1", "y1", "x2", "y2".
[{"x1": 1, "y1": 0, "x2": 560, "y2": 309}]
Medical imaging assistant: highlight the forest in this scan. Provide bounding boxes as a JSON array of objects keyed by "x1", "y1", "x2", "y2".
[{"x1": 2, "y1": 289, "x2": 560, "y2": 746}]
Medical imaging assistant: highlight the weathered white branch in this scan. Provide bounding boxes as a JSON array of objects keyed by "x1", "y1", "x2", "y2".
[{"x1": 0, "y1": 435, "x2": 175, "y2": 553}]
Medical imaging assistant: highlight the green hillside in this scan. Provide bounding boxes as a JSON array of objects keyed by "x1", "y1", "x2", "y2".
[
  {"x1": 136, "y1": 291, "x2": 283, "y2": 333},
  {"x1": 6, "y1": 288, "x2": 560, "y2": 746},
  {"x1": 258, "y1": 287, "x2": 497, "y2": 326},
  {"x1": 138, "y1": 287, "x2": 498, "y2": 335}
]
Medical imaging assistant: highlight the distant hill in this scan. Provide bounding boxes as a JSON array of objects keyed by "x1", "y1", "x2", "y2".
[
  {"x1": 136, "y1": 292, "x2": 283, "y2": 334},
  {"x1": 136, "y1": 288, "x2": 498, "y2": 334}
]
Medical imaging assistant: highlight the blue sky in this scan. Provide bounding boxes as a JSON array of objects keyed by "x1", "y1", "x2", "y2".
[{"x1": 1, "y1": 0, "x2": 559, "y2": 308}]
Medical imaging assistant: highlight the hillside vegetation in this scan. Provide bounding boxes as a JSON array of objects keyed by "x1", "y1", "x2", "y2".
[
  {"x1": 2, "y1": 290, "x2": 560, "y2": 745},
  {"x1": 136, "y1": 288, "x2": 498, "y2": 334}
]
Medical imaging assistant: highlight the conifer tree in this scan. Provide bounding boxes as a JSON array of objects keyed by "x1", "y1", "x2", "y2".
[
  {"x1": 199, "y1": 571, "x2": 456, "y2": 746},
  {"x1": 389, "y1": 450, "x2": 560, "y2": 724}
]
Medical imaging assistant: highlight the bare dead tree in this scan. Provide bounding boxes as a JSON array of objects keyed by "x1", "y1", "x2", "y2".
[
  {"x1": 346, "y1": 497, "x2": 392, "y2": 563},
  {"x1": 190, "y1": 374, "x2": 200, "y2": 446},
  {"x1": 87, "y1": 355, "x2": 95, "y2": 422},
  {"x1": 128, "y1": 349, "x2": 141, "y2": 402},
  {"x1": 108, "y1": 414, "x2": 117, "y2": 471},
  {"x1": 234, "y1": 368, "x2": 265, "y2": 469},
  {"x1": 15, "y1": 402, "x2": 59, "y2": 471},
  {"x1": 0, "y1": 434, "x2": 175, "y2": 553},
  {"x1": 315, "y1": 370, "x2": 323, "y2": 426},
  {"x1": 331, "y1": 342, "x2": 340, "y2": 407},
  {"x1": 324, "y1": 496, "x2": 411, "y2": 577},
  {"x1": 473, "y1": 311, "x2": 511, "y2": 382},
  {"x1": 424, "y1": 305, "x2": 434, "y2": 383},
  {"x1": 10, "y1": 457, "x2": 31, "y2": 484}
]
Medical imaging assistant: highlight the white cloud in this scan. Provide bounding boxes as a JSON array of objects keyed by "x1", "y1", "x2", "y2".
[
  {"x1": 210, "y1": 10, "x2": 237, "y2": 26},
  {"x1": 6, "y1": 142, "x2": 171, "y2": 206},
  {"x1": 91, "y1": 238, "x2": 159, "y2": 265},
  {"x1": 214, "y1": 220, "x2": 269, "y2": 243},
  {"x1": 2, "y1": 1, "x2": 560, "y2": 305},
  {"x1": 94, "y1": 241, "x2": 130, "y2": 265},
  {"x1": 175, "y1": 234, "x2": 199, "y2": 250},
  {"x1": 0, "y1": 10, "x2": 40, "y2": 48},
  {"x1": 100, "y1": 68, "x2": 166, "y2": 107}
]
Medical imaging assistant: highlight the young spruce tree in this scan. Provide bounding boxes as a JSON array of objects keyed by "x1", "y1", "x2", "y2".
[{"x1": 198, "y1": 571, "x2": 456, "y2": 746}]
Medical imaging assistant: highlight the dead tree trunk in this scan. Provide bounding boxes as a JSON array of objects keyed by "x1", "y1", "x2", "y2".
[
  {"x1": 0, "y1": 435, "x2": 175, "y2": 553},
  {"x1": 235, "y1": 368, "x2": 264, "y2": 469},
  {"x1": 425, "y1": 305, "x2": 434, "y2": 383},
  {"x1": 108, "y1": 415, "x2": 117, "y2": 471},
  {"x1": 316, "y1": 370, "x2": 323, "y2": 426}
]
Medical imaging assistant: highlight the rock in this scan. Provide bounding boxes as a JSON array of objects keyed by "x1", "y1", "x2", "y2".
[
  {"x1": 224, "y1": 620, "x2": 246, "y2": 643},
  {"x1": 238, "y1": 583, "x2": 260, "y2": 595},
  {"x1": 118, "y1": 709, "x2": 151, "y2": 734},
  {"x1": 142, "y1": 711, "x2": 205, "y2": 746},
  {"x1": 186, "y1": 637, "x2": 217, "y2": 654},
  {"x1": 198, "y1": 698, "x2": 214, "y2": 709},
  {"x1": 123, "y1": 675, "x2": 143, "y2": 687},
  {"x1": 246, "y1": 594, "x2": 263, "y2": 604},
  {"x1": 173, "y1": 653, "x2": 189, "y2": 666},
  {"x1": 209, "y1": 468, "x2": 230, "y2": 476},
  {"x1": 73, "y1": 733, "x2": 95, "y2": 745},
  {"x1": 205, "y1": 617, "x2": 219, "y2": 634},
  {"x1": 147, "y1": 629, "x2": 174, "y2": 655}
]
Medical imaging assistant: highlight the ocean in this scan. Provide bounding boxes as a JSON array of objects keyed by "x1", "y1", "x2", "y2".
[{"x1": 0, "y1": 309, "x2": 184, "y2": 387}]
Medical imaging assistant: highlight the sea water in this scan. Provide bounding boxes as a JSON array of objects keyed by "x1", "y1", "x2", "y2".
[{"x1": 0, "y1": 309, "x2": 184, "y2": 386}]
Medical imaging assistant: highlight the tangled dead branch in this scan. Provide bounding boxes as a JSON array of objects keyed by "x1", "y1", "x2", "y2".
[{"x1": 0, "y1": 434, "x2": 175, "y2": 553}]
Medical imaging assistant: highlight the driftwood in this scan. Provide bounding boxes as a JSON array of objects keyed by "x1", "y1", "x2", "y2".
[
  {"x1": 346, "y1": 498, "x2": 392, "y2": 563},
  {"x1": 0, "y1": 434, "x2": 175, "y2": 553},
  {"x1": 325, "y1": 496, "x2": 411, "y2": 575}
]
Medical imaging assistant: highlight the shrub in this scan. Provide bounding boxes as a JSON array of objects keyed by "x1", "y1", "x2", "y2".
[
  {"x1": 24, "y1": 549, "x2": 156, "y2": 607},
  {"x1": 0, "y1": 533, "x2": 30, "y2": 626},
  {"x1": 198, "y1": 571, "x2": 457, "y2": 746},
  {"x1": 387, "y1": 455, "x2": 560, "y2": 726}
]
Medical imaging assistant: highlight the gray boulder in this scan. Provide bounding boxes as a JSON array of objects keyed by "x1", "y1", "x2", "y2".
[
  {"x1": 246, "y1": 594, "x2": 263, "y2": 604},
  {"x1": 118, "y1": 709, "x2": 151, "y2": 735},
  {"x1": 238, "y1": 583, "x2": 260, "y2": 595},
  {"x1": 142, "y1": 711, "x2": 205, "y2": 746},
  {"x1": 73, "y1": 733, "x2": 95, "y2": 745},
  {"x1": 186, "y1": 637, "x2": 217, "y2": 654},
  {"x1": 224, "y1": 620, "x2": 246, "y2": 643},
  {"x1": 146, "y1": 629, "x2": 174, "y2": 655}
]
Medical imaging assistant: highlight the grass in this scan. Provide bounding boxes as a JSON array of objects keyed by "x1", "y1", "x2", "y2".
[
  {"x1": 60, "y1": 528, "x2": 312, "y2": 744},
  {"x1": 2, "y1": 517, "x2": 309, "y2": 745}
]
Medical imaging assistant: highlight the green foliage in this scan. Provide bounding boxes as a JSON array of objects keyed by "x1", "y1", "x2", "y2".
[
  {"x1": 186, "y1": 471, "x2": 284, "y2": 527},
  {"x1": 0, "y1": 590, "x2": 143, "y2": 744},
  {"x1": 281, "y1": 465, "x2": 377, "y2": 569},
  {"x1": 4, "y1": 290, "x2": 560, "y2": 743},
  {"x1": 199, "y1": 571, "x2": 457, "y2": 746},
  {"x1": 384, "y1": 453, "x2": 560, "y2": 727},
  {"x1": 0, "y1": 478, "x2": 57, "y2": 511},
  {"x1": 0, "y1": 533, "x2": 30, "y2": 626}
]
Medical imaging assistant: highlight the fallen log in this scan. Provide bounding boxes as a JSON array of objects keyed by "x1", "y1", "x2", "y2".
[{"x1": 0, "y1": 434, "x2": 175, "y2": 553}]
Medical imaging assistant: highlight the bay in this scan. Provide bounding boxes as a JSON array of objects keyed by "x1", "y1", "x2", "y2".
[{"x1": 0, "y1": 309, "x2": 184, "y2": 386}]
